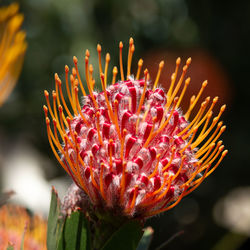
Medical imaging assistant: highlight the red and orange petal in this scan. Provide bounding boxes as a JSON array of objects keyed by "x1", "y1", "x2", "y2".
[
  {"x1": 0, "y1": 204, "x2": 47, "y2": 250},
  {"x1": 44, "y1": 38, "x2": 227, "y2": 218},
  {"x1": 0, "y1": 3, "x2": 27, "y2": 106}
]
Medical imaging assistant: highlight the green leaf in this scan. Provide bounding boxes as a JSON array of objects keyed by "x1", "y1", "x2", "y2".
[
  {"x1": 136, "y1": 227, "x2": 154, "y2": 250},
  {"x1": 57, "y1": 210, "x2": 91, "y2": 250},
  {"x1": 6, "y1": 245, "x2": 14, "y2": 250},
  {"x1": 101, "y1": 220, "x2": 143, "y2": 250},
  {"x1": 47, "y1": 186, "x2": 64, "y2": 250}
]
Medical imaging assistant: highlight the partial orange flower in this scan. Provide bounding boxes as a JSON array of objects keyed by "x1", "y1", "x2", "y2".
[
  {"x1": 0, "y1": 204, "x2": 46, "y2": 250},
  {"x1": 0, "y1": 3, "x2": 27, "y2": 106},
  {"x1": 44, "y1": 38, "x2": 227, "y2": 219}
]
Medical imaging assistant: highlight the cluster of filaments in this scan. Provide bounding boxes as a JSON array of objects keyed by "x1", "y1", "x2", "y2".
[
  {"x1": 44, "y1": 38, "x2": 227, "y2": 218},
  {"x1": 0, "y1": 3, "x2": 27, "y2": 106}
]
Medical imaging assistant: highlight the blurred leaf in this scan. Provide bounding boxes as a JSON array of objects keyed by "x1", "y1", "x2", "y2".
[
  {"x1": 57, "y1": 210, "x2": 91, "y2": 250},
  {"x1": 47, "y1": 186, "x2": 64, "y2": 250},
  {"x1": 20, "y1": 224, "x2": 27, "y2": 250},
  {"x1": 6, "y1": 245, "x2": 14, "y2": 250},
  {"x1": 137, "y1": 227, "x2": 154, "y2": 250},
  {"x1": 211, "y1": 232, "x2": 248, "y2": 250},
  {"x1": 0, "y1": 190, "x2": 15, "y2": 207},
  {"x1": 101, "y1": 220, "x2": 143, "y2": 250}
]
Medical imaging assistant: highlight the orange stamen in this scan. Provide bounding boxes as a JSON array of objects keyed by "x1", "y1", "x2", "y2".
[
  {"x1": 127, "y1": 38, "x2": 134, "y2": 79},
  {"x1": 85, "y1": 56, "x2": 98, "y2": 109},
  {"x1": 176, "y1": 77, "x2": 190, "y2": 108},
  {"x1": 97, "y1": 44, "x2": 103, "y2": 75},
  {"x1": 100, "y1": 73, "x2": 114, "y2": 123},
  {"x1": 104, "y1": 53, "x2": 110, "y2": 88},
  {"x1": 119, "y1": 41, "x2": 125, "y2": 81},
  {"x1": 73, "y1": 56, "x2": 87, "y2": 96},
  {"x1": 153, "y1": 61, "x2": 164, "y2": 91},
  {"x1": 148, "y1": 154, "x2": 161, "y2": 179},
  {"x1": 167, "y1": 57, "x2": 181, "y2": 99},
  {"x1": 136, "y1": 59, "x2": 143, "y2": 80},
  {"x1": 112, "y1": 66, "x2": 118, "y2": 84},
  {"x1": 185, "y1": 80, "x2": 208, "y2": 120}
]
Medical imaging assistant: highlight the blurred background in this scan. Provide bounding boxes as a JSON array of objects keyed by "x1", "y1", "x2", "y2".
[{"x1": 0, "y1": 0, "x2": 250, "y2": 249}]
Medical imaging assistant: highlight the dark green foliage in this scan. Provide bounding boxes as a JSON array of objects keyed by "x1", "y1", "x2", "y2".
[
  {"x1": 47, "y1": 187, "x2": 64, "y2": 250},
  {"x1": 57, "y1": 211, "x2": 91, "y2": 250},
  {"x1": 101, "y1": 220, "x2": 143, "y2": 250}
]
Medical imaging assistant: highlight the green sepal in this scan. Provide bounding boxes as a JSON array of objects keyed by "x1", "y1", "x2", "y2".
[
  {"x1": 101, "y1": 220, "x2": 143, "y2": 250},
  {"x1": 57, "y1": 210, "x2": 91, "y2": 250},
  {"x1": 47, "y1": 186, "x2": 65, "y2": 250},
  {"x1": 136, "y1": 227, "x2": 154, "y2": 250}
]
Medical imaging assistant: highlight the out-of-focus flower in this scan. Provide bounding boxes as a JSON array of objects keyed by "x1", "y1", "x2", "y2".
[
  {"x1": 213, "y1": 187, "x2": 250, "y2": 236},
  {"x1": 0, "y1": 3, "x2": 27, "y2": 106},
  {"x1": 0, "y1": 204, "x2": 46, "y2": 249},
  {"x1": 44, "y1": 38, "x2": 227, "y2": 219}
]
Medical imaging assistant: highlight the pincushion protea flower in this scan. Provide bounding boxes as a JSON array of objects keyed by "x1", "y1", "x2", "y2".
[
  {"x1": 0, "y1": 3, "x2": 27, "y2": 106},
  {"x1": 44, "y1": 38, "x2": 227, "y2": 219},
  {"x1": 0, "y1": 204, "x2": 46, "y2": 249}
]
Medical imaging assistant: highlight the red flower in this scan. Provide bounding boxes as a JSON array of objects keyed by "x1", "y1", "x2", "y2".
[{"x1": 44, "y1": 38, "x2": 227, "y2": 218}]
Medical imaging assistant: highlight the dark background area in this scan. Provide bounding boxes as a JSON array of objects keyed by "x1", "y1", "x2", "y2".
[{"x1": 0, "y1": 0, "x2": 250, "y2": 249}]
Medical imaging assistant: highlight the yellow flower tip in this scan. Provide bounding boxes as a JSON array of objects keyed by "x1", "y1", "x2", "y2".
[
  {"x1": 73, "y1": 56, "x2": 78, "y2": 64},
  {"x1": 85, "y1": 56, "x2": 89, "y2": 64},
  {"x1": 129, "y1": 37, "x2": 134, "y2": 45},
  {"x1": 222, "y1": 150, "x2": 228, "y2": 157},
  {"x1": 89, "y1": 64, "x2": 94, "y2": 72},
  {"x1": 97, "y1": 44, "x2": 102, "y2": 52},
  {"x1": 43, "y1": 105, "x2": 48, "y2": 116},
  {"x1": 186, "y1": 57, "x2": 192, "y2": 65},
  {"x1": 202, "y1": 80, "x2": 208, "y2": 87},
  {"x1": 176, "y1": 57, "x2": 181, "y2": 65},
  {"x1": 119, "y1": 41, "x2": 123, "y2": 49},
  {"x1": 9, "y1": 14, "x2": 24, "y2": 32},
  {"x1": 182, "y1": 65, "x2": 188, "y2": 72},
  {"x1": 185, "y1": 77, "x2": 191, "y2": 85},
  {"x1": 159, "y1": 60, "x2": 164, "y2": 68},
  {"x1": 221, "y1": 104, "x2": 226, "y2": 112},
  {"x1": 9, "y1": 3, "x2": 19, "y2": 15},
  {"x1": 65, "y1": 65, "x2": 69, "y2": 73},
  {"x1": 44, "y1": 90, "x2": 49, "y2": 98},
  {"x1": 85, "y1": 49, "x2": 90, "y2": 57},
  {"x1": 213, "y1": 96, "x2": 219, "y2": 103},
  {"x1": 52, "y1": 91, "x2": 57, "y2": 99},
  {"x1": 72, "y1": 67, "x2": 77, "y2": 77},
  {"x1": 106, "y1": 53, "x2": 111, "y2": 62}
]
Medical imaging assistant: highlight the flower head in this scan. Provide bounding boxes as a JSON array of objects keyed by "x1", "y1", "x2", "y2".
[
  {"x1": 0, "y1": 204, "x2": 47, "y2": 249},
  {"x1": 44, "y1": 38, "x2": 227, "y2": 218},
  {"x1": 0, "y1": 3, "x2": 27, "y2": 106}
]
